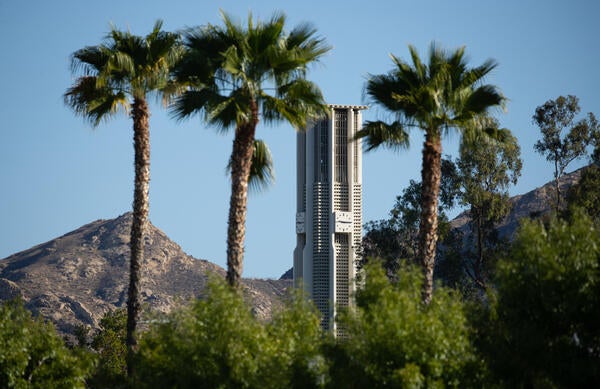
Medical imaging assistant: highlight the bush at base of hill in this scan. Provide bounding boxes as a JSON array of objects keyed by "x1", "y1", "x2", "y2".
[
  {"x1": 0, "y1": 300, "x2": 93, "y2": 388},
  {"x1": 134, "y1": 278, "x2": 327, "y2": 388},
  {"x1": 329, "y1": 263, "x2": 483, "y2": 388},
  {"x1": 475, "y1": 211, "x2": 600, "y2": 387}
]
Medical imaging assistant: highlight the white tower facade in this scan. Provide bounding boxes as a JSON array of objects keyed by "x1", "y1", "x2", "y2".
[{"x1": 293, "y1": 104, "x2": 367, "y2": 332}]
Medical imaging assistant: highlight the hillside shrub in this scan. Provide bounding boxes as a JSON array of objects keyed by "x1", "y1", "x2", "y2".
[
  {"x1": 0, "y1": 299, "x2": 93, "y2": 388},
  {"x1": 135, "y1": 277, "x2": 327, "y2": 388},
  {"x1": 330, "y1": 263, "x2": 482, "y2": 388},
  {"x1": 86, "y1": 309, "x2": 128, "y2": 388},
  {"x1": 477, "y1": 212, "x2": 600, "y2": 386}
]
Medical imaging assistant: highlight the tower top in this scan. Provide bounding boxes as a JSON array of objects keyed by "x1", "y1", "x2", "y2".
[{"x1": 327, "y1": 104, "x2": 368, "y2": 110}]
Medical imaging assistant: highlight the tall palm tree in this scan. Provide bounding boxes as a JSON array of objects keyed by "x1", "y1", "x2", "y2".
[
  {"x1": 172, "y1": 11, "x2": 330, "y2": 288},
  {"x1": 356, "y1": 44, "x2": 505, "y2": 304},
  {"x1": 64, "y1": 20, "x2": 183, "y2": 374}
]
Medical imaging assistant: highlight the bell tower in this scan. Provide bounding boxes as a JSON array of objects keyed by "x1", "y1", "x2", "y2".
[{"x1": 293, "y1": 104, "x2": 366, "y2": 333}]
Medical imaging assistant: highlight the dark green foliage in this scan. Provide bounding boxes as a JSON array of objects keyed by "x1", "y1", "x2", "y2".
[
  {"x1": 331, "y1": 264, "x2": 482, "y2": 388},
  {"x1": 135, "y1": 278, "x2": 326, "y2": 388},
  {"x1": 262, "y1": 290, "x2": 329, "y2": 388},
  {"x1": 87, "y1": 309, "x2": 128, "y2": 388},
  {"x1": 476, "y1": 213, "x2": 600, "y2": 387},
  {"x1": 566, "y1": 164, "x2": 600, "y2": 221},
  {"x1": 0, "y1": 300, "x2": 94, "y2": 388}
]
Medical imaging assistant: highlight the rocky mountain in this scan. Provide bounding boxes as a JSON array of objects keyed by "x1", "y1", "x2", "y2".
[{"x1": 0, "y1": 213, "x2": 291, "y2": 338}]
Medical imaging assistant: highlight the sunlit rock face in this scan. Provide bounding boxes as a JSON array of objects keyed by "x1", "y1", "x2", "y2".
[{"x1": 0, "y1": 212, "x2": 291, "y2": 338}]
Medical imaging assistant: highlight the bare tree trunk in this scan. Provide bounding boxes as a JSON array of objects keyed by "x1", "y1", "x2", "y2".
[
  {"x1": 226, "y1": 101, "x2": 259, "y2": 288},
  {"x1": 418, "y1": 131, "x2": 442, "y2": 305},
  {"x1": 475, "y1": 207, "x2": 485, "y2": 288},
  {"x1": 554, "y1": 159, "x2": 561, "y2": 212},
  {"x1": 127, "y1": 97, "x2": 150, "y2": 378}
]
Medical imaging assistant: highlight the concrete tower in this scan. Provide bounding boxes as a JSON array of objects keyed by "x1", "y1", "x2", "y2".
[{"x1": 293, "y1": 104, "x2": 367, "y2": 332}]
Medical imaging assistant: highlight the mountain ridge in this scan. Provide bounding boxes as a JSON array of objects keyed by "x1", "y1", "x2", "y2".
[{"x1": 0, "y1": 212, "x2": 290, "y2": 338}]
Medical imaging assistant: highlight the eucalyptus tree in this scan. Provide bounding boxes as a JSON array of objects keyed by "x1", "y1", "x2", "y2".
[
  {"x1": 357, "y1": 44, "x2": 505, "y2": 304},
  {"x1": 64, "y1": 20, "x2": 183, "y2": 373},
  {"x1": 457, "y1": 118, "x2": 521, "y2": 289},
  {"x1": 533, "y1": 95, "x2": 599, "y2": 212},
  {"x1": 172, "y1": 11, "x2": 330, "y2": 287}
]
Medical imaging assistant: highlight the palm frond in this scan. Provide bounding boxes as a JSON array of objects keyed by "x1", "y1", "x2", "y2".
[
  {"x1": 174, "y1": 10, "x2": 328, "y2": 136},
  {"x1": 365, "y1": 72, "x2": 408, "y2": 112},
  {"x1": 461, "y1": 115, "x2": 513, "y2": 145},
  {"x1": 366, "y1": 43, "x2": 505, "y2": 141},
  {"x1": 64, "y1": 76, "x2": 128, "y2": 126},
  {"x1": 248, "y1": 139, "x2": 275, "y2": 192},
  {"x1": 355, "y1": 120, "x2": 410, "y2": 152},
  {"x1": 66, "y1": 20, "x2": 181, "y2": 125},
  {"x1": 262, "y1": 79, "x2": 327, "y2": 128},
  {"x1": 226, "y1": 139, "x2": 275, "y2": 192},
  {"x1": 70, "y1": 46, "x2": 109, "y2": 75},
  {"x1": 171, "y1": 88, "x2": 220, "y2": 119},
  {"x1": 461, "y1": 85, "x2": 505, "y2": 116},
  {"x1": 408, "y1": 45, "x2": 426, "y2": 82}
]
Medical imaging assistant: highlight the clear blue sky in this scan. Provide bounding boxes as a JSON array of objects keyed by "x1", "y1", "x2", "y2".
[{"x1": 1, "y1": 1, "x2": 599, "y2": 278}]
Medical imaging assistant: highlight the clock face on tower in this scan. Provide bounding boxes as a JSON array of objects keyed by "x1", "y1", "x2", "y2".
[
  {"x1": 334, "y1": 211, "x2": 353, "y2": 233},
  {"x1": 295, "y1": 212, "x2": 305, "y2": 234}
]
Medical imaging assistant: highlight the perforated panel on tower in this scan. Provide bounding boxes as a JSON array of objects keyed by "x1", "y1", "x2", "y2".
[
  {"x1": 334, "y1": 110, "x2": 348, "y2": 183},
  {"x1": 335, "y1": 233, "x2": 350, "y2": 306},
  {"x1": 312, "y1": 182, "x2": 330, "y2": 330},
  {"x1": 333, "y1": 183, "x2": 350, "y2": 212},
  {"x1": 353, "y1": 184, "x2": 363, "y2": 248},
  {"x1": 353, "y1": 111, "x2": 360, "y2": 182}
]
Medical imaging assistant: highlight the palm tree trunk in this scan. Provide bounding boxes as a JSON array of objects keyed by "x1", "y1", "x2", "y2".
[
  {"x1": 127, "y1": 97, "x2": 150, "y2": 377},
  {"x1": 418, "y1": 131, "x2": 442, "y2": 305},
  {"x1": 226, "y1": 102, "x2": 259, "y2": 288}
]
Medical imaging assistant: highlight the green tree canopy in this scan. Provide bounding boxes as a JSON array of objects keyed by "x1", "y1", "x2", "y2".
[
  {"x1": 331, "y1": 263, "x2": 482, "y2": 388},
  {"x1": 567, "y1": 164, "x2": 600, "y2": 221},
  {"x1": 0, "y1": 300, "x2": 93, "y2": 388},
  {"x1": 135, "y1": 278, "x2": 327, "y2": 388},
  {"x1": 477, "y1": 212, "x2": 600, "y2": 386},
  {"x1": 533, "y1": 95, "x2": 599, "y2": 211}
]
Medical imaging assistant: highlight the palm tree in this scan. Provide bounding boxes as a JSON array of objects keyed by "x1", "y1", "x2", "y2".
[
  {"x1": 356, "y1": 44, "x2": 505, "y2": 304},
  {"x1": 64, "y1": 20, "x2": 183, "y2": 374},
  {"x1": 172, "y1": 11, "x2": 330, "y2": 288}
]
